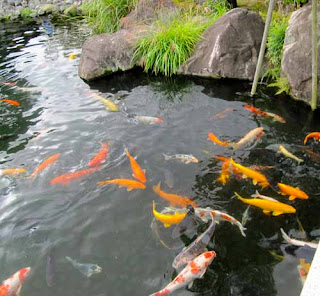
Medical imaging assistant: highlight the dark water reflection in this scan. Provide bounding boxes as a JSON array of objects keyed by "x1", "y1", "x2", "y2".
[{"x1": 0, "y1": 17, "x2": 319, "y2": 296}]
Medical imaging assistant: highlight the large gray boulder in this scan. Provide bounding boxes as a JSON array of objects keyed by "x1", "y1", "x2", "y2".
[
  {"x1": 79, "y1": 26, "x2": 147, "y2": 81},
  {"x1": 179, "y1": 8, "x2": 264, "y2": 80},
  {"x1": 282, "y1": 4, "x2": 320, "y2": 106}
]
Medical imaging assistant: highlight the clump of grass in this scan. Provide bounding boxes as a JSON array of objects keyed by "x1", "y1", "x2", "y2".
[
  {"x1": 268, "y1": 77, "x2": 290, "y2": 95},
  {"x1": 133, "y1": 1, "x2": 229, "y2": 76},
  {"x1": 82, "y1": 0, "x2": 138, "y2": 34},
  {"x1": 20, "y1": 8, "x2": 37, "y2": 19}
]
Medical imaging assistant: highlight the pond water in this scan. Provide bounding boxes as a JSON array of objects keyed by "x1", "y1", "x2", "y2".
[{"x1": 0, "y1": 16, "x2": 320, "y2": 296}]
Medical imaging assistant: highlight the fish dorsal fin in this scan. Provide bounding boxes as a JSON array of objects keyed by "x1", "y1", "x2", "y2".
[{"x1": 188, "y1": 281, "x2": 194, "y2": 289}]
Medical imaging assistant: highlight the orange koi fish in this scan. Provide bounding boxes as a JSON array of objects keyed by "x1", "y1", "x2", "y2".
[
  {"x1": 30, "y1": 153, "x2": 61, "y2": 179},
  {"x1": 0, "y1": 168, "x2": 26, "y2": 176},
  {"x1": 51, "y1": 167, "x2": 98, "y2": 185},
  {"x1": 210, "y1": 108, "x2": 235, "y2": 120},
  {"x1": 152, "y1": 182, "x2": 197, "y2": 208},
  {"x1": 230, "y1": 158, "x2": 270, "y2": 188},
  {"x1": 277, "y1": 183, "x2": 309, "y2": 200},
  {"x1": 216, "y1": 156, "x2": 231, "y2": 184},
  {"x1": 0, "y1": 99, "x2": 20, "y2": 106},
  {"x1": 244, "y1": 105, "x2": 286, "y2": 123},
  {"x1": 89, "y1": 143, "x2": 108, "y2": 167},
  {"x1": 0, "y1": 82, "x2": 17, "y2": 86},
  {"x1": 304, "y1": 132, "x2": 320, "y2": 144},
  {"x1": 0, "y1": 267, "x2": 31, "y2": 296},
  {"x1": 125, "y1": 148, "x2": 146, "y2": 183},
  {"x1": 98, "y1": 178, "x2": 146, "y2": 191},
  {"x1": 208, "y1": 132, "x2": 229, "y2": 147}
]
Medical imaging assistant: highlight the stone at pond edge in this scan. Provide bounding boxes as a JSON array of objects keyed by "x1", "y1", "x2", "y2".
[
  {"x1": 178, "y1": 8, "x2": 264, "y2": 80},
  {"x1": 78, "y1": 26, "x2": 147, "y2": 81},
  {"x1": 282, "y1": 4, "x2": 320, "y2": 106}
]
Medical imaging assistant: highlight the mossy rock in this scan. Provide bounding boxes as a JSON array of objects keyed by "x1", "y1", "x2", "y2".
[
  {"x1": 39, "y1": 4, "x2": 58, "y2": 15},
  {"x1": 64, "y1": 5, "x2": 78, "y2": 17}
]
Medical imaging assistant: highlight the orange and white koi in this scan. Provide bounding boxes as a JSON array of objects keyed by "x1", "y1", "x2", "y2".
[
  {"x1": 152, "y1": 201, "x2": 187, "y2": 227},
  {"x1": 172, "y1": 213, "x2": 216, "y2": 269},
  {"x1": 298, "y1": 258, "x2": 311, "y2": 285},
  {"x1": 133, "y1": 115, "x2": 163, "y2": 124},
  {"x1": 229, "y1": 127, "x2": 264, "y2": 150},
  {"x1": 230, "y1": 158, "x2": 270, "y2": 188},
  {"x1": 29, "y1": 153, "x2": 61, "y2": 179},
  {"x1": 0, "y1": 267, "x2": 31, "y2": 296},
  {"x1": 98, "y1": 178, "x2": 146, "y2": 191},
  {"x1": 280, "y1": 228, "x2": 318, "y2": 249},
  {"x1": 152, "y1": 182, "x2": 197, "y2": 208},
  {"x1": 0, "y1": 168, "x2": 26, "y2": 176},
  {"x1": 125, "y1": 148, "x2": 146, "y2": 183},
  {"x1": 208, "y1": 132, "x2": 229, "y2": 147},
  {"x1": 0, "y1": 99, "x2": 20, "y2": 106},
  {"x1": 194, "y1": 207, "x2": 246, "y2": 237},
  {"x1": 149, "y1": 251, "x2": 216, "y2": 296},
  {"x1": 277, "y1": 183, "x2": 309, "y2": 201},
  {"x1": 0, "y1": 82, "x2": 17, "y2": 87},
  {"x1": 163, "y1": 154, "x2": 198, "y2": 164},
  {"x1": 235, "y1": 192, "x2": 296, "y2": 216},
  {"x1": 304, "y1": 132, "x2": 320, "y2": 145},
  {"x1": 50, "y1": 167, "x2": 98, "y2": 185},
  {"x1": 89, "y1": 143, "x2": 108, "y2": 167},
  {"x1": 210, "y1": 108, "x2": 235, "y2": 120},
  {"x1": 244, "y1": 105, "x2": 285, "y2": 123}
]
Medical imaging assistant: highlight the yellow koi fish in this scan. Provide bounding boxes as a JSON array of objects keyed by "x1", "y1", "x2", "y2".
[
  {"x1": 98, "y1": 179, "x2": 146, "y2": 191},
  {"x1": 90, "y1": 93, "x2": 119, "y2": 112},
  {"x1": 230, "y1": 158, "x2": 270, "y2": 188},
  {"x1": 277, "y1": 183, "x2": 309, "y2": 200},
  {"x1": 0, "y1": 168, "x2": 26, "y2": 176},
  {"x1": 278, "y1": 145, "x2": 303, "y2": 163},
  {"x1": 152, "y1": 201, "x2": 187, "y2": 227},
  {"x1": 235, "y1": 192, "x2": 296, "y2": 216}
]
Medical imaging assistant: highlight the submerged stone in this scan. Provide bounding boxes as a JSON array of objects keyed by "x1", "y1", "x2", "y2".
[{"x1": 179, "y1": 8, "x2": 264, "y2": 80}]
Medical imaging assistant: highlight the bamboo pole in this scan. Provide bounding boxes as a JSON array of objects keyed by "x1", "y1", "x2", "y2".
[
  {"x1": 311, "y1": 0, "x2": 318, "y2": 110},
  {"x1": 251, "y1": 0, "x2": 276, "y2": 96}
]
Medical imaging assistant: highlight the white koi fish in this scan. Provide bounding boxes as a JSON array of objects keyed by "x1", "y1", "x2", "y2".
[
  {"x1": 278, "y1": 145, "x2": 303, "y2": 163},
  {"x1": 163, "y1": 154, "x2": 198, "y2": 164},
  {"x1": 173, "y1": 213, "x2": 215, "y2": 269},
  {"x1": 251, "y1": 190, "x2": 279, "y2": 202},
  {"x1": 134, "y1": 115, "x2": 163, "y2": 124},
  {"x1": 280, "y1": 228, "x2": 318, "y2": 249},
  {"x1": 149, "y1": 251, "x2": 216, "y2": 296},
  {"x1": 195, "y1": 207, "x2": 246, "y2": 237},
  {"x1": 0, "y1": 267, "x2": 31, "y2": 296},
  {"x1": 230, "y1": 127, "x2": 264, "y2": 150},
  {"x1": 65, "y1": 256, "x2": 102, "y2": 278}
]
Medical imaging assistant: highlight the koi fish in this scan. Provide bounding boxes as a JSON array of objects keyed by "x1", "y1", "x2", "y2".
[
  {"x1": 46, "y1": 248, "x2": 56, "y2": 287},
  {"x1": 152, "y1": 201, "x2": 187, "y2": 227},
  {"x1": 0, "y1": 82, "x2": 17, "y2": 86},
  {"x1": 29, "y1": 153, "x2": 61, "y2": 179},
  {"x1": 18, "y1": 87, "x2": 42, "y2": 93},
  {"x1": 210, "y1": 108, "x2": 235, "y2": 120},
  {"x1": 133, "y1": 115, "x2": 163, "y2": 124},
  {"x1": 0, "y1": 168, "x2": 26, "y2": 176},
  {"x1": 244, "y1": 105, "x2": 285, "y2": 123},
  {"x1": 0, "y1": 267, "x2": 31, "y2": 296},
  {"x1": 230, "y1": 127, "x2": 264, "y2": 150},
  {"x1": 302, "y1": 148, "x2": 320, "y2": 164},
  {"x1": 265, "y1": 111, "x2": 286, "y2": 123},
  {"x1": 0, "y1": 99, "x2": 20, "y2": 106},
  {"x1": 249, "y1": 165, "x2": 275, "y2": 171},
  {"x1": 230, "y1": 158, "x2": 270, "y2": 188},
  {"x1": 277, "y1": 183, "x2": 309, "y2": 201},
  {"x1": 280, "y1": 228, "x2": 318, "y2": 249},
  {"x1": 89, "y1": 143, "x2": 108, "y2": 167},
  {"x1": 68, "y1": 53, "x2": 79, "y2": 60},
  {"x1": 241, "y1": 205, "x2": 251, "y2": 226},
  {"x1": 50, "y1": 167, "x2": 98, "y2": 185},
  {"x1": 98, "y1": 178, "x2": 146, "y2": 191},
  {"x1": 216, "y1": 156, "x2": 230, "y2": 184},
  {"x1": 173, "y1": 213, "x2": 216, "y2": 269},
  {"x1": 163, "y1": 154, "x2": 198, "y2": 164},
  {"x1": 194, "y1": 207, "x2": 246, "y2": 237},
  {"x1": 235, "y1": 192, "x2": 296, "y2": 216},
  {"x1": 149, "y1": 251, "x2": 216, "y2": 296},
  {"x1": 172, "y1": 205, "x2": 198, "y2": 239},
  {"x1": 125, "y1": 149, "x2": 146, "y2": 183},
  {"x1": 65, "y1": 256, "x2": 102, "y2": 278},
  {"x1": 298, "y1": 258, "x2": 311, "y2": 285},
  {"x1": 304, "y1": 132, "x2": 320, "y2": 145},
  {"x1": 278, "y1": 145, "x2": 303, "y2": 163},
  {"x1": 251, "y1": 190, "x2": 279, "y2": 202},
  {"x1": 152, "y1": 182, "x2": 197, "y2": 208},
  {"x1": 89, "y1": 93, "x2": 119, "y2": 112},
  {"x1": 208, "y1": 132, "x2": 229, "y2": 147}
]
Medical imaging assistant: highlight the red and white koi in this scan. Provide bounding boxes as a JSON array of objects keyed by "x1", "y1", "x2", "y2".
[
  {"x1": 0, "y1": 267, "x2": 31, "y2": 296},
  {"x1": 194, "y1": 207, "x2": 246, "y2": 237},
  {"x1": 280, "y1": 228, "x2": 318, "y2": 249},
  {"x1": 149, "y1": 251, "x2": 216, "y2": 296},
  {"x1": 229, "y1": 127, "x2": 264, "y2": 150}
]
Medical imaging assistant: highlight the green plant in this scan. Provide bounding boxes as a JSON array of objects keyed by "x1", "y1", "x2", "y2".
[
  {"x1": 268, "y1": 77, "x2": 290, "y2": 95},
  {"x1": 20, "y1": 8, "x2": 36, "y2": 19},
  {"x1": 133, "y1": 2, "x2": 229, "y2": 76},
  {"x1": 81, "y1": 0, "x2": 138, "y2": 34}
]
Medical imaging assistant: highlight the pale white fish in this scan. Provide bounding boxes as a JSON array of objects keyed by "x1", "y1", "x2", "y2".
[
  {"x1": 18, "y1": 86, "x2": 42, "y2": 93},
  {"x1": 251, "y1": 190, "x2": 280, "y2": 202},
  {"x1": 278, "y1": 145, "x2": 303, "y2": 163},
  {"x1": 163, "y1": 154, "x2": 199, "y2": 164},
  {"x1": 241, "y1": 205, "x2": 251, "y2": 226},
  {"x1": 133, "y1": 115, "x2": 163, "y2": 124},
  {"x1": 280, "y1": 228, "x2": 318, "y2": 249},
  {"x1": 65, "y1": 256, "x2": 102, "y2": 278},
  {"x1": 230, "y1": 127, "x2": 264, "y2": 150}
]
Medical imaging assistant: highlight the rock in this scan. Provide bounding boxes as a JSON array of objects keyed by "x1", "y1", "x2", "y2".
[
  {"x1": 281, "y1": 4, "x2": 320, "y2": 106},
  {"x1": 79, "y1": 26, "x2": 148, "y2": 81},
  {"x1": 64, "y1": 5, "x2": 78, "y2": 16},
  {"x1": 179, "y1": 8, "x2": 264, "y2": 80},
  {"x1": 39, "y1": 4, "x2": 56, "y2": 14},
  {"x1": 120, "y1": 0, "x2": 178, "y2": 29}
]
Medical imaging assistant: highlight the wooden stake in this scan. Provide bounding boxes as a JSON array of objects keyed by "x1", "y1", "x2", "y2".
[{"x1": 311, "y1": 0, "x2": 318, "y2": 110}]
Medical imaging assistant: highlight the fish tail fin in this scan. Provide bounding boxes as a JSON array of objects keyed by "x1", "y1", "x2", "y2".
[
  {"x1": 217, "y1": 175, "x2": 227, "y2": 185},
  {"x1": 163, "y1": 154, "x2": 170, "y2": 160},
  {"x1": 229, "y1": 142, "x2": 238, "y2": 150},
  {"x1": 153, "y1": 182, "x2": 161, "y2": 193},
  {"x1": 65, "y1": 256, "x2": 72, "y2": 263},
  {"x1": 240, "y1": 226, "x2": 247, "y2": 237},
  {"x1": 125, "y1": 148, "x2": 130, "y2": 157},
  {"x1": 98, "y1": 180, "x2": 110, "y2": 186},
  {"x1": 234, "y1": 192, "x2": 244, "y2": 201}
]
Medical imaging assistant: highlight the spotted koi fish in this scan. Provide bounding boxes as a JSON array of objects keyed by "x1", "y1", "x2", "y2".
[
  {"x1": 173, "y1": 213, "x2": 216, "y2": 269},
  {"x1": 149, "y1": 251, "x2": 216, "y2": 296},
  {"x1": 125, "y1": 148, "x2": 146, "y2": 183},
  {"x1": 98, "y1": 178, "x2": 146, "y2": 191},
  {"x1": 89, "y1": 143, "x2": 108, "y2": 167},
  {"x1": 194, "y1": 207, "x2": 246, "y2": 237},
  {"x1": 0, "y1": 267, "x2": 31, "y2": 296},
  {"x1": 303, "y1": 132, "x2": 320, "y2": 145}
]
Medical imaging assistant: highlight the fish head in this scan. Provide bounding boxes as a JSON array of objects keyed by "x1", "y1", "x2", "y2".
[
  {"x1": 257, "y1": 128, "x2": 265, "y2": 138},
  {"x1": 203, "y1": 251, "x2": 216, "y2": 265},
  {"x1": 91, "y1": 264, "x2": 102, "y2": 274},
  {"x1": 19, "y1": 267, "x2": 31, "y2": 283}
]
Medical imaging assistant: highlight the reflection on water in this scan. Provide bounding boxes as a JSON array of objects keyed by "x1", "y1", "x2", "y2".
[{"x1": 0, "y1": 16, "x2": 319, "y2": 296}]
